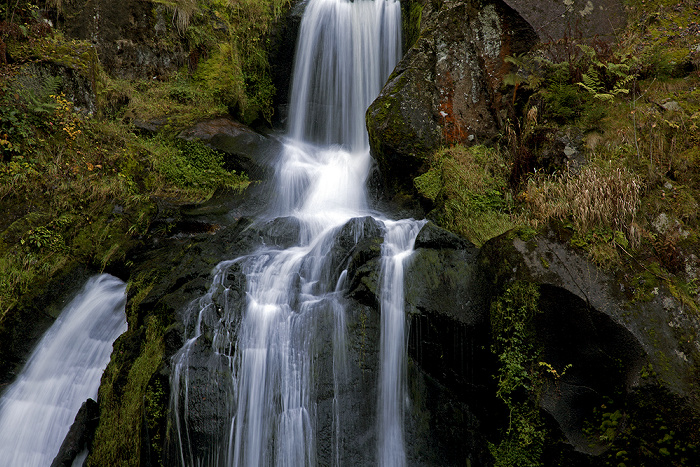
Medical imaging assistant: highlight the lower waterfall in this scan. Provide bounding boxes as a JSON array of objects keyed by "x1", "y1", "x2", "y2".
[
  {"x1": 0, "y1": 274, "x2": 128, "y2": 466},
  {"x1": 169, "y1": 1, "x2": 423, "y2": 465}
]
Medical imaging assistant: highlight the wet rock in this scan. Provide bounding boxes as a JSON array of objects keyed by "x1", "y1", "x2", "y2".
[
  {"x1": 251, "y1": 216, "x2": 302, "y2": 248},
  {"x1": 327, "y1": 216, "x2": 385, "y2": 286},
  {"x1": 268, "y1": 0, "x2": 306, "y2": 126},
  {"x1": 51, "y1": 398, "x2": 99, "y2": 467},
  {"x1": 345, "y1": 238, "x2": 384, "y2": 307},
  {"x1": 414, "y1": 221, "x2": 470, "y2": 250},
  {"x1": 367, "y1": 0, "x2": 537, "y2": 195},
  {"x1": 165, "y1": 336, "x2": 234, "y2": 465}
]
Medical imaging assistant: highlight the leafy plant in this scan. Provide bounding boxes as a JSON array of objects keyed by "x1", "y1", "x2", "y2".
[
  {"x1": 577, "y1": 44, "x2": 636, "y2": 101},
  {"x1": 489, "y1": 281, "x2": 546, "y2": 467}
]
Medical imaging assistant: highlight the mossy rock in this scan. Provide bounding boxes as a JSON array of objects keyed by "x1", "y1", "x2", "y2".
[{"x1": 479, "y1": 227, "x2": 700, "y2": 462}]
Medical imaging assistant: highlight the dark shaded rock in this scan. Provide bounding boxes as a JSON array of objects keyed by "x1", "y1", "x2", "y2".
[
  {"x1": 327, "y1": 216, "x2": 385, "y2": 286},
  {"x1": 133, "y1": 117, "x2": 170, "y2": 136},
  {"x1": 346, "y1": 237, "x2": 384, "y2": 307},
  {"x1": 61, "y1": 0, "x2": 185, "y2": 79},
  {"x1": 405, "y1": 361, "x2": 493, "y2": 467},
  {"x1": 268, "y1": 0, "x2": 306, "y2": 127},
  {"x1": 314, "y1": 299, "x2": 381, "y2": 466},
  {"x1": 522, "y1": 126, "x2": 586, "y2": 173},
  {"x1": 367, "y1": 0, "x2": 537, "y2": 195},
  {"x1": 414, "y1": 221, "x2": 470, "y2": 250},
  {"x1": 249, "y1": 216, "x2": 302, "y2": 249},
  {"x1": 166, "y1": 336, "x2": 234, "y2": 465},
  {"x1": 402, "y1": 222, "x2": 495, "y2": 465},
  {"x1": 51, "y1": 398, "x2": 100, "y2": 467},
  {"x1": 479, "y1": 229, "x2": 700, "y2": 453},
  {"x1": 503, "y1": 0, "x2": 627, "y2": 41}
]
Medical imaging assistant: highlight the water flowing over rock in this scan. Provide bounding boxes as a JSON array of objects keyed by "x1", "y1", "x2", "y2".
[
  {"x1": 367, "y1": 0, "x2": 537, "y2": 195},
  {"x1": 0, "y1": 275, "x2": 127, "y2": 466},
  {"x1": 164, "y1": 1, "x2": 441, "y2": 465}
]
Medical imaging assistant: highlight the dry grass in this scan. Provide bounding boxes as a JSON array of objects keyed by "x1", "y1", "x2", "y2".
[{"x1": 525, "y1": 165, "x2": 643, "y2": 236}]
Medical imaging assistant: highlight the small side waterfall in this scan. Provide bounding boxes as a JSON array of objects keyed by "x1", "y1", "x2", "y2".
[
  {"x1": 170, "y1": 1, "x2": 424, "y2": 465},
  {"x1": 0, "y1": 274, "x2": 127, "y2": 466},
  {"x1": 377, "y1": 219, "x2": 426, "y2": 466}
]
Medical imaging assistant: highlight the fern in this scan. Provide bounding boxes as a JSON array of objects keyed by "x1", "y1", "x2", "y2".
[{"x1": 20, "y1": 74, "x2": 62, "y2": 117}]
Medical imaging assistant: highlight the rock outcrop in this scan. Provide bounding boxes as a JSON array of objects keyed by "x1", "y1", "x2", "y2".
[
  {"x1": 503, "y1": 0, "x2": 627, "y2": 41},
  {"x1": 61, "y1": 0, "x2": 186, "y2": 79},
  {"x1": 367, "y1": 0, "x2": 537, "y2": 195},
  {"x1": 480, "y1": 228, "x2": 700, "y2": 458}
]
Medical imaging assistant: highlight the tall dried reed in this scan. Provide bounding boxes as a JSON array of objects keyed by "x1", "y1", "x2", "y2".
[{"x1": 526, "y1": 165, "x2": 642, "y2": 235}]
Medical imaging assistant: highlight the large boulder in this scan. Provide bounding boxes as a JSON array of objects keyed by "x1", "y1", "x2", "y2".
[
  {"x1": 367, "y1": 0, "x2": 537, "y2": 195},
  {"x1": 404, "y1": 222, "x2": 496, "y2": 466},
  {"x1": 479, "y1": 228, "x2": 700, "y2": 457},
  {"x1": 503, "y1": 0, "x2": 627, "y2": 41},
  {"x1": 178, "y1": 117, "x2": 282, "y2": 180}
]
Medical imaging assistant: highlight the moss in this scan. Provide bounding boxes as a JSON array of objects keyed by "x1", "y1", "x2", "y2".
[
  {"x1": 88, "y1": 315, "x2": 166, "y2": 467},
  {"x1": 414, "y1": 145, "x2": 515, "y2": 246},
  {"x1": 402, "y1": 0, "x2": 423, "y2": 51}
]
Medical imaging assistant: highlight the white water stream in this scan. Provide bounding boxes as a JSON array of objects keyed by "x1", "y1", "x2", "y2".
[
  {"x1": 171, "y1": 1, "x2": 424, "y2": 465},
  {"x1": 0, "y1": 274, "x2": 127, "y2": 466}
]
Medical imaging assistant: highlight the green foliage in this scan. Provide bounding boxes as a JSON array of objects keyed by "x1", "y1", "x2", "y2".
[
  {"x1": 0, "y1": 74, "x2": 62, "y2": 158},
  {"x1": 584, "y1": 391, "x2": 700, "y2": 466},
  {"x1": 576, "y1": 44, "x2": 636, "y2": 101},
  {"x1": 194, "y1": 42, "x2": 246, "y2": 114},
  {"x1": 489, "y1": 281, "x2": 547, "y2": 467},
  {"x1": 403, "y1": 1, "x2": 423, "y2": 51},
  {"x1": 151, "y1": 138, "x2": 249, "y2": 192},
  {"x1": 182, "y1": 0, "x2": 291, "y2": 124},
  {"x1": 540, "y1": 83, "x2": 583, "y2": 123}
]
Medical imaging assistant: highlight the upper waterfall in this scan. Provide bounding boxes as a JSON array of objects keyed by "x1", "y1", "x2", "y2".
[{"x1": 288, "y1": 0, "x2": 402, "y2": 151}]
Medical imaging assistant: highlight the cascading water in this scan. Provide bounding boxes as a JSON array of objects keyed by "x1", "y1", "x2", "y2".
[
  {"x1": 170, "y1": 1, "x2": 424, "y2": 465},
  {"x1": 0, "y1": 274, "x2": 127, "y2": 466}
]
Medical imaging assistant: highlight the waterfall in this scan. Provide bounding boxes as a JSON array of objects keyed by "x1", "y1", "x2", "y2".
[
  {"x1": 0, "y1": 274, "x2": 127, "y2": 466},
  {"x1": 377, "y1": 219, "x2": 426, "y2": 467},
  {"x1": 170, "y1": 1, "x2": 424, "y2": 465}
]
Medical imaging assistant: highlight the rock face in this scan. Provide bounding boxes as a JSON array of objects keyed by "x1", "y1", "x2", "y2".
[
  {"x1": 479, "y1": 229, "x2": 700, "y2": 456},
  {"x1": 503, "y1": 0, "x2": 627, "y2": 41},
  {"x1": 51, "y1": 398, "x2": 100, "y2": 467},
  {"x1": 61, "y1": 0, "x2": 186, "y2": 79},
  {"x1": 268, "y1": 0, "x2": 306, "y2": 126},
  {"x1": 367, "y1": 0, "x2": 537, "y2": 195}
]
